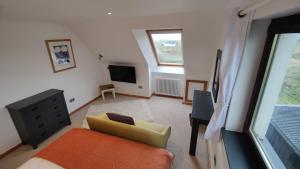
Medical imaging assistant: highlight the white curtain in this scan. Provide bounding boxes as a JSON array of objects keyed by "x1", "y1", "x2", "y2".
[{"x1": 204, "y1": 9, "x2": 255, "y2": 140}]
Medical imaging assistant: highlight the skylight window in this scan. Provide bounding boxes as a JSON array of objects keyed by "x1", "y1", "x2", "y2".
[{"x1": 147, "y1": 29, "x2": 184, "y2": 66}]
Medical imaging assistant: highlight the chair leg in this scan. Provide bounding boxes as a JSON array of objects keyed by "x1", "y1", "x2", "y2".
[
  {"x1": 112, "y1": 89, "x2": 116, "y2": 99},
  {"x1": 102, "y1": 91, "x2": 105, "y2": 100}
]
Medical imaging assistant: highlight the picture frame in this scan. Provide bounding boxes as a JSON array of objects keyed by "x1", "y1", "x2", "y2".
[
  {"x1": 212, "y1": 49, "x2": 222, "y2": 103},
  {"x1": 45, "y1": 39, "x2": 76, "y2": 73},
  {"x1": 184, "y1": 79, "x2": 208, "y2": 104}
]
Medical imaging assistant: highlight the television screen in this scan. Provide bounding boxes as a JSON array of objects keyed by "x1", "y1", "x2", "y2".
[{"x1": 108, "y1": 65, "x2": 136, "y2": 83}]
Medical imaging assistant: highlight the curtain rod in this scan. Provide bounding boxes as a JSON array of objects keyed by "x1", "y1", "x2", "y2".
[{"x1": 238, "y1": 0, "x2": 273, "y2": 17}]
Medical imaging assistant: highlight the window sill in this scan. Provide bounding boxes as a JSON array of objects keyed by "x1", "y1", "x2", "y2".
[
  {"x1": 152, "y1": 66, "x2": 184, "y2": 75},
  {"x1": 158, "y1": 64, "x2": 184, "y2": 67},
  {"x1": 222, "y1": 130, "x2": 267, "y2": 169}
]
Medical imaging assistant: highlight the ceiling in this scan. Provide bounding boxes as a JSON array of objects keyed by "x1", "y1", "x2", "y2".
[{"x1": 0, "y1": 0, "x2": 255, "y2": 21}]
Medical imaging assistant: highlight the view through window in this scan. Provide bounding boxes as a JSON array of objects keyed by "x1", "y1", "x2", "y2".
[
  {"x1": 147, "y1": 30, "x2": 183, "y2": 66},
  {"x1": 250, "y1": 33, "x2": 300, "y2": 169}
]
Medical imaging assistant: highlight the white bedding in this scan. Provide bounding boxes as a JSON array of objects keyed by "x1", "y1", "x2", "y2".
[{"x1": 17, "y1": 157, "x2": 64, "y2": 169}]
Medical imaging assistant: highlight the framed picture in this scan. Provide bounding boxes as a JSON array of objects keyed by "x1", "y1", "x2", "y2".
[
  {"x1": 45, "y1": 39, "x2": 76, "y2": 73},
  {"x1": 184, "y1": 79, "x2": 208, "y2": 104},
  {"x1": 212, "y1": 49, "x2": 222, "y2": 102}
]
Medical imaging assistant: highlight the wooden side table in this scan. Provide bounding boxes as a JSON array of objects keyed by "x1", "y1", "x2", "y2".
[{"x1": 100, "y1": 84, "x2": 116, "y2": 100}]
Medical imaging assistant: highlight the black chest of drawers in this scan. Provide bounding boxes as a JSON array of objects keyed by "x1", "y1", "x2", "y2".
[{"x1": 6, "y1": 89, "x2": 71, "y2": 149}]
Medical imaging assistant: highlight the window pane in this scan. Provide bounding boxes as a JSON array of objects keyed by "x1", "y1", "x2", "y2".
[
  {"x1": 250, "y1": 33, "x2": 300, "y2": 169},
  {"x1": 150, "y1": 32, "x2": 183, "y2": 65}
]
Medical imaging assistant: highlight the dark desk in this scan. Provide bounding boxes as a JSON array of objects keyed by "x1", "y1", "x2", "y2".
[{"x1": 189, "y1": 90, "x2": 214, "y2": 155}]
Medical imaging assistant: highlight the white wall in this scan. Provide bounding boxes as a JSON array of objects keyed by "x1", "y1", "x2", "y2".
[
  {"x1": 67, "y1": 11, "x2": 228, "y2": 96},
  {"x1": 225, "y1": 19, "x2": 270, "y2": 132},
  {"x1": 66, "y1": 18, "x2": 151, "y2": 97},
  {"x1": 0, "y1": 19, "x2": 102, "y2": 154},
  {"x1": 255, "y1": 0, "x2": 300, "y2": 19},
  {"x1": 132, "y1": 29, "x2": 157, "y2": 71},
  {"x1": 100, "y1": 62, "x2": 151, "y2": 97},
  {"x1": 208, "y1": 140, "x2": 230, "y2": 169},
  {"x1": 132, "y1": 29, "x2": 186, "y2": 96}
]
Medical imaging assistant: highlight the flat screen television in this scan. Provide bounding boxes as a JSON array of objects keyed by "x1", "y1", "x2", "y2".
[{"x1": 108, "y1": 65, "x2": 136, "y2": 83}]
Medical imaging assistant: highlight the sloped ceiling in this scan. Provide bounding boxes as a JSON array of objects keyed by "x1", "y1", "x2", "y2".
[
  {"x1": 0, "y1": 0, "x2": 271, "y2": 80},
  {"x1": 66, "y1": 18, "x2": 147, "y2": 64},
  {"x1": 66, "y1": 10, "x2": 228, "y2": 80},
  {"x1": 0, "y1": 0, "x2": 254, "y2": 21},
  {"x1": 0, "y1": 0, "x2": 259, "y2": 66}
]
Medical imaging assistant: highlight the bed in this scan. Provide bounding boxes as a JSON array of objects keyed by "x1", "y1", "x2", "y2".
[{"x1": 18, "y1": 128, "x2": 174, "y2": 169}]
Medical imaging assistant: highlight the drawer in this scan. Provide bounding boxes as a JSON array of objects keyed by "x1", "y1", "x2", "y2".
[
  {"x1": 48, "y1": 103, "x2": 65, "y2": 113},
  {"x1": 22, "y1": 102, "x2": 47, "y2": 118},
  {"x1": 55, "y1": 118, "x2": 70, "y2": 128},
  {"x1": 30, "y1": 119, "x2": 70, "y2": 148},
  {"x1": 46, "y1": 94, "x2": 63, "y2": 107},
  {"x1": 28, "y1": 117, "x2": 53, "y2": 133},
  {"x1": 25, "y1": 104, "x2": 65, "y2": 124},
  {"x1": 46, "y1": 105, "x2": 67, "y2": 119},
  {"x1": 30, "y1": 121, "x2": 47, "y2": 134},
  {"x1": 28, "y1": 109, "x2": 69, "y2": 135},
  {"x1": 27, "y1": 112, "x2": 46, "y2": 124},
  {"x1": 54, "y1": 111, "x2": 70, "y2": 123},
  {"x1": 53, "y1": 111, "x2": 66, "y2": 119},
  {"x1": 30, "y1": 120, "x2": 57, "y2": 145},
  {"x1": 31, "y1": 129, "x2": 50, "y2": 147},
  {"x1": 52, "y1": 112, "x2": 70, "y2": 127}
]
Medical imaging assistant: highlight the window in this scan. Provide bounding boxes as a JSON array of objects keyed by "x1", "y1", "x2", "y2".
[
  {"x1": 250, "y1": 33, "x2": 300, "y2": 169},
  {"x1": 247, "y1": 15, "x2": 300, "y2": 169},
  {"x1": 147, "y1": 29, "x2": 184, "y2": 66}
]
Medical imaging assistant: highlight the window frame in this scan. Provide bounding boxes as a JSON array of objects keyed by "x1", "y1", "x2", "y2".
[
  {"x1": 146, "y1": 29, "x2": 184, "y2": 67},
  {"x1": 243, "y1": 13, "x2": 300, "y2": 169}
]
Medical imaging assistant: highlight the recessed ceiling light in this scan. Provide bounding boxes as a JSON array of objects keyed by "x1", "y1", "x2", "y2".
[{"x1": 107, "y1": 12, "x2": 112, "y2": 15}]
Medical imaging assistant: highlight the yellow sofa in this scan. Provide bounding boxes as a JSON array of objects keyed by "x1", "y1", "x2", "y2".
[{"x1": 86, "y1": 113, "x2": 171, "y2": 148}]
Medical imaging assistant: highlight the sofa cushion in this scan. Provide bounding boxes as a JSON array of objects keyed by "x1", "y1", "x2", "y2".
[{"x1": 106, "y1": 113, "x2": 135, "y2": 125}]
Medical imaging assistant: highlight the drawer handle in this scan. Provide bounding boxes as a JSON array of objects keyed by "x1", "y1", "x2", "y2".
[
  {"x1": 35, "y1": 115, "x2": 41, "y2": 120},
  {"x1": 32, "y1": 107, "x2": 38, "y2": 112},
  {"x1": 56, "y1": 114, "x2": 62, "y2": 118},
  {"x1": 41, "y1": 131, "x2": 47, "y2": 137},
  {"x1": 38, "y1": 123, "x2": 44, "y2": 128},
  {"x1": 54, "y1": 106, "x2": 59, "y2": 110}
]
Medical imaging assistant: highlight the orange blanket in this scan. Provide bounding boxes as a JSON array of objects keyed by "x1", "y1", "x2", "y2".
[{"x1": 35, "y1": 128, "x2": 173, "y2": 169}]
